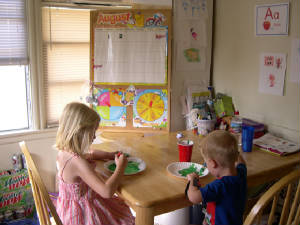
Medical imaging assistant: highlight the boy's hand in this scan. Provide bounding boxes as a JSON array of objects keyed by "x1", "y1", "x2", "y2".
[
  {"x1": 187, "y1": 172, "x2": 199, "y2": 182},
  {"x1": 235, "y1": 153, "x2": 246, "y2": 166},
  {"x1": 186, "y1": 173, "x2": 203, "y2": 204}
]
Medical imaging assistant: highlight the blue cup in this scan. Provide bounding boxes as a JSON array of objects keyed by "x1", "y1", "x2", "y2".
[{"x1": 242, "y1": 126, "x2": 255, "y2": 152}]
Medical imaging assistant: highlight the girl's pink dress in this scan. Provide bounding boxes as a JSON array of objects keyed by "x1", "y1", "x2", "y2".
[{"x1": 56, "y1": 154, "x2": 135, "y2": 225}]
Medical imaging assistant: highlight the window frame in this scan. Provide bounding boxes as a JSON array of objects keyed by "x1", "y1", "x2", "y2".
[
  {"x1": 0, "y1": 1, "x2": 131, "y2": 138},
  {"x1": 0, "y1": 0, "x2": 50, "y2": 137},
  {"x1": 41, "y1": 6, "x2": 91, "y2": 127},
  {"x1": 0, "y1": 0, "x2": 40, "y2": 135}
]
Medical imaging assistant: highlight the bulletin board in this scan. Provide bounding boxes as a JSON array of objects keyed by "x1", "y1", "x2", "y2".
[{"x1": 90, "y1": 9, "x2": 171, "y2": 132}]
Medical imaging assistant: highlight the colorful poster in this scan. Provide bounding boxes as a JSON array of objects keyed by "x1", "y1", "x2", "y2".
[
  {"x1": 92, "y1": 88, "x2": 127, "y2": 127},
  {"x1": 133, "y1": 89, "x2": 168, "y2": 128},
  {"x1": 176, "y1": 41, "x2": 206, "y2": 72},
  {"x1": 177, "y1": 20, "x2": 207, "y2": 47},
  {"x1": 290, "y1": 39, "x2": 300, "y2": 83},
  {"x1": 255, "y1": 3, "x2": 289, "y2": 36},
  {"x1": 0, "y1": 169, "x2": 35, "y2": 218},
  {"x1": 259, "y1": 53, "x2": 287, "y2": 96}
]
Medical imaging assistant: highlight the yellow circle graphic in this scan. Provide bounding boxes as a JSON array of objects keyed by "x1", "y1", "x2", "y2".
[{"x1": 136, "y1": 93, "x2": 164, "y2": 122}]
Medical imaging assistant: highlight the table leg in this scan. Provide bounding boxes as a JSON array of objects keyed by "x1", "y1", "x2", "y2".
[{"x1": 135, "y1": 206, "x2": 154, "y2": 225}]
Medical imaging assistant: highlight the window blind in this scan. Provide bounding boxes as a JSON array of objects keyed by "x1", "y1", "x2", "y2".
[
  {"x1": 0, "y1": 0, "x2": 28, "y2": 65},
  {"x1": 42, "y1": 7, "x2": 90, "y2": 127}
]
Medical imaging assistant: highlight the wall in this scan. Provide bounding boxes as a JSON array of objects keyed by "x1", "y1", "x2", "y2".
[
  {"x1": 0, "y1": 131, "x2": 58, "y2": 192},
  {"x1": 132, "y1": 0, "x2": 171, "y2": 6},
  {"x1": 212, "y1": 0, "x2": 299, "y2": 142},
  {"x1": 171, "y1": 0, "x2": 214, "y2": 131}
]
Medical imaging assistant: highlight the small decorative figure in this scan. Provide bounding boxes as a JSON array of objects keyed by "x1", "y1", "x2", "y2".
[{"x1": 190, "y1": 28, "x2": 198, "y2": 40}]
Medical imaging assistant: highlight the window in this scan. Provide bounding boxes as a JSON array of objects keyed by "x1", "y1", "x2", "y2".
[
  {"x1": 0, "y1": 0, "x2": 31, "y2": 132},
  {"x1": 42, "y1": 7, "x2": 90, "y2": 127}
]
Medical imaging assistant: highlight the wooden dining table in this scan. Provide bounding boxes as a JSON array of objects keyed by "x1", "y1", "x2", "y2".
[{"x1": 92, "y1": 130, "x2": 300, "y2": 225}]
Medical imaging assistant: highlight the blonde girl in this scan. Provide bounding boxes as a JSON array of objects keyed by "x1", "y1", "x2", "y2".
[{"x1": 55, "y1": 102, "x2": 135, "y2": 225}]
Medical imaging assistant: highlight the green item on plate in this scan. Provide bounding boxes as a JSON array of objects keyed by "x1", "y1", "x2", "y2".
[
  {"x1": 178, "y1": 164, "x2": 204, "y2": 177},
  {"x1": 199, "y1": 167, "x2": 205, "y2": 174},
  {"x1": 108, "y1": 161, "x2": 140, "y2": 174}
]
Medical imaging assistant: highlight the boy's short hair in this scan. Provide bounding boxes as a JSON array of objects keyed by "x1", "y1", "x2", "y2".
[{"x1": 199, "y1": 130, "x2": 239, "y2": 168}]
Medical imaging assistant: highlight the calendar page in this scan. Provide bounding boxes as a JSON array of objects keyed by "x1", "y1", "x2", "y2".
[{"x1": 94, "y1": 28, "x2": 167, "y2": 84}]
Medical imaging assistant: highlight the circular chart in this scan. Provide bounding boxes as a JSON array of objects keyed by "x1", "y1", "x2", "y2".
[
  {"x1": 93, "y1": 88, "x2": 126, "y2": 126},
  {"x1": 136, "y1": 92, "x2": 165, "y2": 122},
  {"x1": 97, "y1": 91, "x2": 125, "y2": 120},
  {"x1": 133, "y1": 89, "x2": 167, "y2": 128}
]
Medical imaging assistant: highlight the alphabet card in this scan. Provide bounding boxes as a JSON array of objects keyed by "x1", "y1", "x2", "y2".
[
  {"x1": 255, "y1": 3, "x2": 289, "y2": 36},
  {"x1": 259, "y1": 53, "x2": 287, "y2": 96}
]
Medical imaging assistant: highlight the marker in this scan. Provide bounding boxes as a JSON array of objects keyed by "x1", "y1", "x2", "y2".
[{"x1": 117, "y1": 152, "x2": 130, "y2": 157}]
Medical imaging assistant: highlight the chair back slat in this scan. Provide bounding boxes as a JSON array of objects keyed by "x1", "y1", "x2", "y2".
[
  {"x1": 257, "y1": 210, "x2": 263, "y2": 224},
  {"x1": 279, "y1": 183, "x2": 292, "y2": 224},
  {"x1": 39, "y1": 187, "x2": 51, "y2": 225},
  {"x1": 27, "y1": 168, "x2": 46, "y2": 224},
  {"x1": 267, "y1": 195, "x2": 278, "y2": 225},
  {"x1": 244, "y1": 169, "x2": 300, "y2": 225},
  {"x1": 294, "y1": 204, "x2": 300, "y2": 225},
  {"x1": 287, "y1": 180, "x2": 300, "y2": 224},
  {"x1": 19, "y1": 141, "x2": 63, "y2": 225}
]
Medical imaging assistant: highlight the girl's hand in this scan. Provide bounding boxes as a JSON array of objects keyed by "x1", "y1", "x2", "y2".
[
  {"x1": 107, "y1": 151, "x2": 118, "y2": 160},
  {"x1": 114, "y1": 153, "x2": 128, "y2": 171},
  {"x1": 187, "y1": 172, "x2": 199, "y2": 182}
]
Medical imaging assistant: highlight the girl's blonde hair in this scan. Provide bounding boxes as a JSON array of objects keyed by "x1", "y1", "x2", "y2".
[
  {"x1": 199, "y1": 130, "x2": 239, "y2": 168},
  {"x1": 56, "y1": 102, "x2": 100, "y2": 155}
]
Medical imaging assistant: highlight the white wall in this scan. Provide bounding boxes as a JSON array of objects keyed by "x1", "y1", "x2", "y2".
[
  {"x1": 212, "y1": 0, "x2": 299, "y2": 142},
  {"x1": 0, "y1": 131, "x2": 57, "y2": 192},
  {"x1": 132, "y1": 0, "x2": 171, "y2": 6},
  {"x1": 170, "y1": 0, "x2": 214, "y2": 131}
]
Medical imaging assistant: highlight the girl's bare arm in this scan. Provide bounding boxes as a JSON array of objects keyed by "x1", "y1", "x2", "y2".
[
  {"x1": 84, "y1": 149, "x2": 117, "y2": 161},
  {"x1": 75, "y1": 154, "x2": 126, "y2": 198}
]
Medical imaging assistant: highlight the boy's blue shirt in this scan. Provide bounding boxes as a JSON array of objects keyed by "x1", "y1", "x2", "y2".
[{"x1": 199, "y1": 163, "x2": 247, "y2": 225}]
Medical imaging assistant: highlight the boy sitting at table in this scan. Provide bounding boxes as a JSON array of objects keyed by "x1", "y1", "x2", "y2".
[{"x1": 186, "y1": 130, "x2": 247, "y2": 225}]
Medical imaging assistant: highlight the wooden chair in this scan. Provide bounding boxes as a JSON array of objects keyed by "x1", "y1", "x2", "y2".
[
  {"x1": 19, "y1": 141, "x2": 63, "y2": 225},
  {"x1": 244, "y1": 169, "x2": 300, "y2": 225}
]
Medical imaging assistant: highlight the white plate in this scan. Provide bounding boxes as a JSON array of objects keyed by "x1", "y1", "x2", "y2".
[
  {"x1": 104, "y1": 157, "x2": 146, "y2": 175},
  {"x1": 166, "y1": 162, "x2": 209, "y2": 179}
]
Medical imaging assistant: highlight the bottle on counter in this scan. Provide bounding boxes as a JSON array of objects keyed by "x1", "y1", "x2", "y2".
[
  {"x1": 12, "y1": 154, "x2": 23, "y2": 171},
  {"x1": 230, "y1": 111, "x2": 242, "y2": 146}
]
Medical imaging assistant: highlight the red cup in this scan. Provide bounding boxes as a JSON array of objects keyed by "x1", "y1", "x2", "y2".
[{"x1": 177, "y1": 140, "x2": 194, "y2": 162}]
